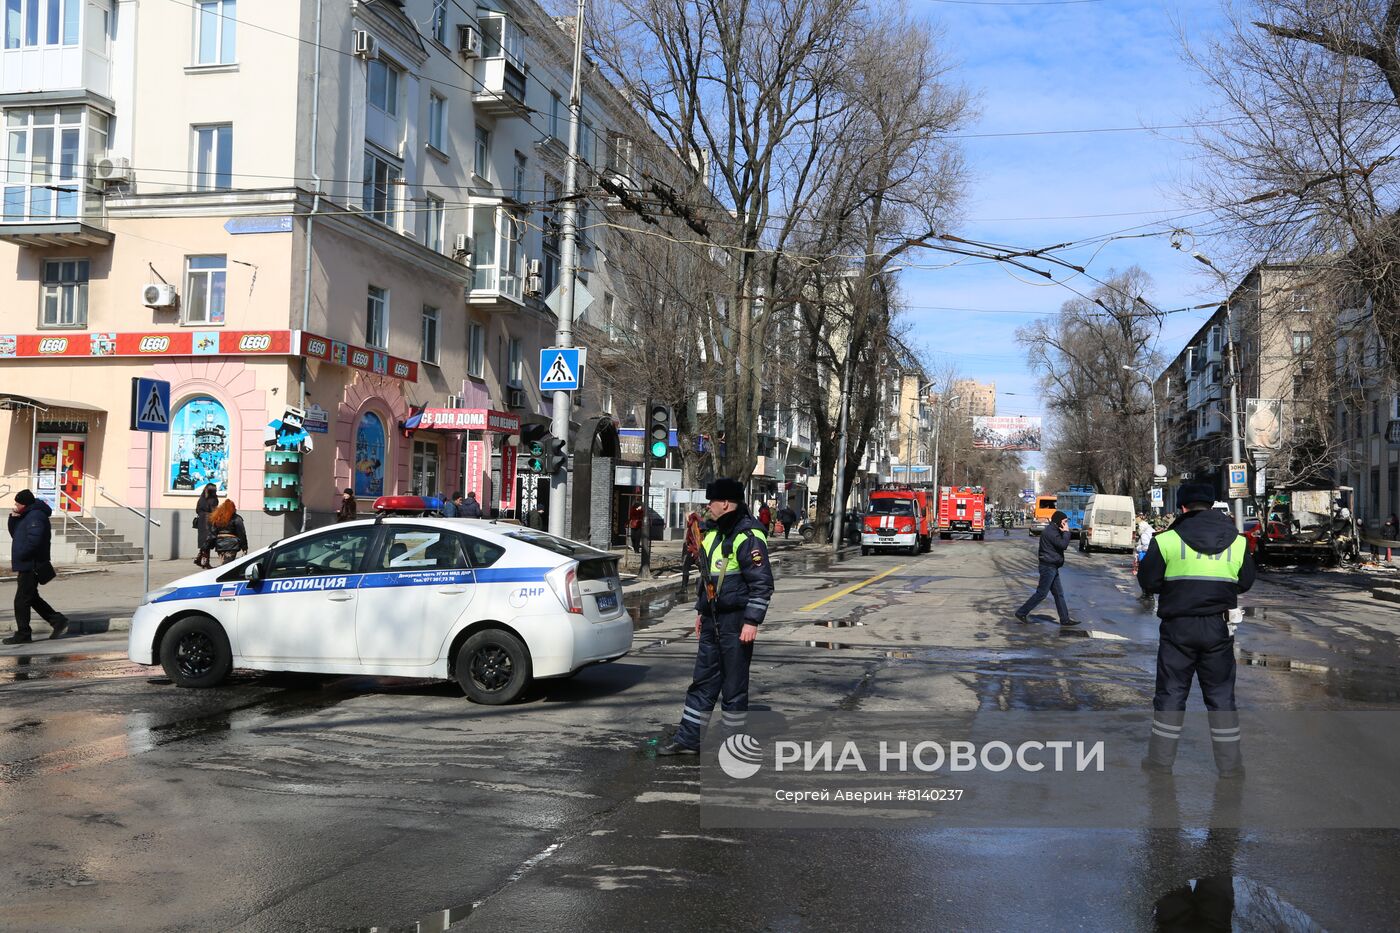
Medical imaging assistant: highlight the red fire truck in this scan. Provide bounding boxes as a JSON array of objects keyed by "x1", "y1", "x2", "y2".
[
  {"x1": 938, "y1": 486, "x2": 987, "y2": 540},
  {"x1": 861, "y1": 486, "x2": 932, "y2": 555}
]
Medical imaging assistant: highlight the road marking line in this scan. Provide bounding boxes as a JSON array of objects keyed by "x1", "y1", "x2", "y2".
[{"x1": 798, "y1": 565, "x2": 906, "y2": 612}]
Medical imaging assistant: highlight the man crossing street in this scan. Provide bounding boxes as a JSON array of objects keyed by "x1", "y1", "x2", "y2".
[
  {"x1": 657, "y1": 478, "x2": 774, "y2": 756},
  {"x1": 1137, "y1": 482, "x2": 1255, "y2": 777}
]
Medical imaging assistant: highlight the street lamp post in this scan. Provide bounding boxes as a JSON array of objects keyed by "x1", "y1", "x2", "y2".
[
  {"x1": 930, "y1": 394, "x2": 961, "y2": 496},
  {"x1": 1192, "y1": 252, "x2": 1246, "y2": 531},
  {"x1": 1122, "y1": 364, "x2": 1162, "y2": 514}
]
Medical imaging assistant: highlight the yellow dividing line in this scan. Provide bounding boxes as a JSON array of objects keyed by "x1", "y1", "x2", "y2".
[{"x1": 798, "y1": 564, "x2": 906, "y2": 612}]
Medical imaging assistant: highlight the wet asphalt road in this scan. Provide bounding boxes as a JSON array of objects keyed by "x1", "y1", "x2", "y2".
[{"x1": 2, "y1": 536, "x2": 1399, "y2": 931}]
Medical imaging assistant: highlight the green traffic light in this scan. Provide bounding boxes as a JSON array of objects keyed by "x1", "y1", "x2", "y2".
[{"x1": 650, "y1": 440, "x2": 667, "y2": 458}]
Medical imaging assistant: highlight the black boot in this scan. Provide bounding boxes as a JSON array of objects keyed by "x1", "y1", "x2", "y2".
[
  {"x1": 1143, "y1": 711, "x2": 1183, "y2": 773},
  {"x1": 47, "y1": 614, "x2": 69, "y2": 639},
  {"x1": 3, "y1": 632, "x2": 33, "y2": 645},
  {"x1": 656, "y1": 740, "x2": 699, "y2": 757}
]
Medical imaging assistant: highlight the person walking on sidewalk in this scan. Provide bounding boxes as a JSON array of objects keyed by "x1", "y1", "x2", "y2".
[
  {"x1": 336, "y1": 487, "x2": 357, "y2": 523},
  {"x1": 193, "y1": 483, "x2": 219, "y2": 569},
  {"x1": 1138, "y1": 483, "x2": 1255, "y2": 778},
  {"x1": 461, "y1": 491, "x2": 483, "y2": 518},
  {"x1": 779, "y1": 505, "x2": 797, "y2": 540},
  {"x1": 628, "y1": 500, "x2": 646, "y2": 553},
  {"x1": 204, "y1": 500, "x2": 249, "y2": 565},
  {"x1": 5, "y1": 489, "x2": 68, "y2": 644},
  {"x1": 1014, "y1": 510, "x2": 1078, "y2": 626},
  {"x1": 657, "y1": 478, "x2": 774, "y2": 756}
]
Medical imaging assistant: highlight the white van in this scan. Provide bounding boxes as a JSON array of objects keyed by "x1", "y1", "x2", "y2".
[{"x1": 1080, "y1": 494, "x2": 1137, "y2": 553}]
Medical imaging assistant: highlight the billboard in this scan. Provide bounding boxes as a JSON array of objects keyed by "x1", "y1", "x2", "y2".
[
  {"x1": 973, "y1": 416, "x2": 1042, "y2": 451},
  {"x1": 1245, "y1": 398, "x2": 1282, "y2": 450}
]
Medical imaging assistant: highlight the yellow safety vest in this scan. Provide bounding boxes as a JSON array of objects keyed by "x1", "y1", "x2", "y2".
[
  {"x1": 702, "y1": 527, "x2": 767, "y2": 586},
  {"x1": 1155, "y1": 528, "x2": 1246, "y2": 583}
]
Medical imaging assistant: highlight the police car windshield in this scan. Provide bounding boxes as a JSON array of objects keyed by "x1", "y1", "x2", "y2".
[
  {"x1": 506, "y1": 530, "x2": 610, "y2": 559},
  {"x1": 870, "y1": 500, "x2": 914, "y2": 515}
]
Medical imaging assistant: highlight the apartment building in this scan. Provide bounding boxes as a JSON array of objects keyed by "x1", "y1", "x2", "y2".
[
  {"x1": 952, "y1": 379, "x2": 996, "y2": 417},
  {"x1": 1155, "y1": 264, "x2": 1319, "y2": 510},
  {"x1": 0, "y1": 0, "x2": 662, "y2": 555}
]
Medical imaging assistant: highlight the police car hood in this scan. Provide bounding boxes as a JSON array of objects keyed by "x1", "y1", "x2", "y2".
[{"x1": 1172, "y1": 508, "x2": 1239, "y2": 556}]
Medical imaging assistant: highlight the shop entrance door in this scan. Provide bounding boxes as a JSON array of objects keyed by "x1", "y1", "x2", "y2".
[
  {"x1": 411, "y1": 439, "x2": 441, "y2": 497},
  {"x1": 34, "y1": 435, "x2": 86, "y2": 512}
]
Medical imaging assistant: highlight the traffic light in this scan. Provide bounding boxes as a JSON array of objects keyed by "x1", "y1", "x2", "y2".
[
  {"x1": 522, "y1": 423, "x2": 548, "y2": 473},
  {"x1": 648, "y1": 403, "x2": 672, "y2": 460},
  {"x1": 544, "y1": 437, "x2": 567, "y2": 474}
]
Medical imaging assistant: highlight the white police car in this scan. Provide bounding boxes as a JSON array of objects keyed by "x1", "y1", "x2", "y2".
[{"x1": 129, "y1": 498, "x2": 631, "y2": 704}]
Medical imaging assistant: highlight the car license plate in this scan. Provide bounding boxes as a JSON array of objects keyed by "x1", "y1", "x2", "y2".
[{"x1": 596, "y1": 592, "x2": 618, "y2": 613}]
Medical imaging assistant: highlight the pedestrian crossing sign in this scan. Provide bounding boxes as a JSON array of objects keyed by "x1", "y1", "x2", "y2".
[
  {"x1": 130, "y1": 377, "x2": 171, "y2": 433},
  {"x1": 539, "y1": 347, "x2": 584, "y2": 391}
]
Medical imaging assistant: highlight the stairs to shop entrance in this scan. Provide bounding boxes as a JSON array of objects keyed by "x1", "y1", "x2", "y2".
[{"x1": 54, "y1": 517, "x2": 145, "y2": 563}]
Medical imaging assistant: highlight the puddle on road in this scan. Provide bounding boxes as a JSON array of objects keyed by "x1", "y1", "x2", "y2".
[
  {"x1": 1153, "y1": 875, "x2": 1325, "y2": 932},
  {"x1": 812, "y1": 619, "x2": 866, "y2": 629}
]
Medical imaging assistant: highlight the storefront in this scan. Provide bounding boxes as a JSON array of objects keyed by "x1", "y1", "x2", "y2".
[
  {"x1": 404, "y1": 407, "x2": 520, "y2": 516},
  {"x1": 0, "y1": 395, "x2": 105, "y2": 513}
]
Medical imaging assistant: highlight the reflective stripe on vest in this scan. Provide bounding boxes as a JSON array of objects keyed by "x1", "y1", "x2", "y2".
[
  {"x1": 702, "y1": 527, "x2": 768, "y2": 588},
  {"x1": 1156, "y1": 528, "x2": 1245, "y2": 583}
]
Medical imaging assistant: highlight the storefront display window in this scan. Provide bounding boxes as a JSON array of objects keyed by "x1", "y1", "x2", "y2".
[
  {"x1": 169, "y1": 396, "x2": 230, "y2": 494},
  {"x1": 355, "y1": 412, "x2": 386, "y2": 497}
]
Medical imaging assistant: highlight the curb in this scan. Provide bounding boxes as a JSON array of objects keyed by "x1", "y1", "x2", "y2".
[
  {"x1": 0, "y1": 567, "x2": 113, "y2": 585},
  {"x1": 0, "y1": 615, "x2": 131, "y2": 636}
]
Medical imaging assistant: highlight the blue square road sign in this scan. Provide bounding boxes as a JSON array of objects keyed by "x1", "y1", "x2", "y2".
[
  {"x1": 539, "y1": 347, "x2": 583, "y2": 391},
  {"x1": 131, "y1": 377, "x2": 171, "y2": 433}
]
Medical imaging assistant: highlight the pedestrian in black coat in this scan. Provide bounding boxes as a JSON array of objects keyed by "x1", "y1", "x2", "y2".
[
  {"x1": 6, "y1": 489, "x2": 68, "y2": 644},
  {"x1": 1014, "y1": 510, "x2": 1078, "y2": 626},
  {"x1": 193, "y1": 483, "x2": 218, "y2": 569}
]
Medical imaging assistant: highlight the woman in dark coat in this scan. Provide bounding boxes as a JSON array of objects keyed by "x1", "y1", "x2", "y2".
[
  {"x1": 336, "y1": 487, "x2": 357, "y2": 523},
  {"x1": 193, "y1": 483, "x2": 219, "y2": 569},
  {"x1": 204, "y1": 500, "x2": 249, "y2": 565}
]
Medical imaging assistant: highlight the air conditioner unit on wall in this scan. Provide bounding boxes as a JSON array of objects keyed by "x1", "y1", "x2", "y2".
[
  {"x1": 453, "y1": 233, "x2": 472, "y2": 260},
  {"x1": 353, "y1": 30, "x2": 377, "y2": 59},
  {"x1": 91, "y1": 155, "x2": 133, "y2": 184},
  {"x1": 457, "y1": 25, "x2": 481, "y2": 58},
  {"x1": 507, "y1": 387, "x2": 525, "y2": 408},
  {"x1": 143, "y1": 284, "x2": 177, "y2": 308}
]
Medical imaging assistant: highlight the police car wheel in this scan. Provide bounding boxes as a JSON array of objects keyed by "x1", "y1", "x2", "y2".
[
  {"x1": 456, "y1": 630, "x2": 531, "y2": 705},
  {"x1": 160, "y1": 615, "x2": 232, "y2": 688}
]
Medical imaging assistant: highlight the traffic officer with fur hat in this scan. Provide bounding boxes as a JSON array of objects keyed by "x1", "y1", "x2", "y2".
[
  {"x1": 1138, "y1": 482, "x2": 1255, "y2": 777},
  {"x1": 657, "y1": 477, "x2": 775, "y2": 756}
]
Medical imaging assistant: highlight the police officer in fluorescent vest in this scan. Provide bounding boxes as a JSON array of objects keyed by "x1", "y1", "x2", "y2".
[
  {"x1": 1137, "y1": 482, "x2": 1256, "y2": 777},
  {"x1": 657, "y1": 478, "x2": 775, "y2": 756}
]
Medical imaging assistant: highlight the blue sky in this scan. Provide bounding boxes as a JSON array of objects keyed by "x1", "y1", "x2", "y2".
[{"x1": 900, "y1": 0, "x2": 1237, "y2": 464}]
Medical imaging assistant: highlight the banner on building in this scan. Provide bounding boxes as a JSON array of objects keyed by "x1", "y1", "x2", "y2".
[
  {"x1": 972, "y1": 416, "x2": 1042, "y2": 451},
  {"x1": 1245, "y1": 398, "x2": 1283, "y2": 450},
  {"x1": 464, "y1": 440, "x2": 488, "y2": 502},
  {"x1": 500, "y1": 444, "x2": 518, "y2": 511}
]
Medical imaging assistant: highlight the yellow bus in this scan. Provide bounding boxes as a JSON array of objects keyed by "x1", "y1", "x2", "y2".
[{"x1": 1030, "y1": 495, "x2": 1057, "y2": 535}]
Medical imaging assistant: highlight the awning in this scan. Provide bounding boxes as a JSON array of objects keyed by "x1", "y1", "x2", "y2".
[{"x1": 0, "y1": 394, "x2": 106, "y2": 413}]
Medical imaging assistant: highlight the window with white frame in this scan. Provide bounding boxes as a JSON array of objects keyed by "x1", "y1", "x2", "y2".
[
  {"x1": 194, "y1": 0, "x2": 236, "y2": 64},
  {"x1": 606, "y1": 133, "x2": 634, "y2": 181},
  {"x1": 421, "y1": 305, "x2": 439, "y2": 365},
  {"x1": 512, "y1": 151, "x2": 527, "y2": 201},
  {"x1": 541, "y1": 174, "x2": 560, "y2": 294},
  {"x1": 468, "y1": 204, "x2": 522, "y2": 298},
  {"x1": 39, "y1": 258, "x2": 87, "y2": 326},
  {"x1": 4, "y1": 0, "x2": 79, "y2": 49},
  {"x1": 474, "y1": 124, "x2": 490, "y2": 179},
  {"x1": 508, "y1": 337, "x2": 523, "y2": 387},
  {"x1": 368, "y1": 58, "x2": 400, "y2": 116},
  {"x1": 192, "y1": 123, "x2": 233, "y2": 191},
  {"x1": 362, "y1": 149, "x2": 401, "y2": 227},
  {"x1": 3, "y1": 106, "x2": 90, "y2": 221},
  {"x1": 549, "y1": 92, "x2": 562, "y2": 140},
  {"x1": 428, "y1": 92, "x2": 447, "y2": 152},
  {"x1": 184, "y1": 256, "x2": 227, "y2": 325},
  {"x1": 430, "y1": 0, "x2": 447, "y2": 45},
  {"x1": 467, "y1": 321, "x2": 484, "y2": 377},
  {"x1": 424, "y1": 194, "x2": 445, "y2": 252},
  {"x1": 1292, "y1": 331, "x2": 1313, "y2": 355},
  {"x1": 366, "y1": 285, "x2": 389, "y2": 349}
]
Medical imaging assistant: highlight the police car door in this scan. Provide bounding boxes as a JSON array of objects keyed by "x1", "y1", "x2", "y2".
[
  {"x1": 355, "y1": 525, "x2": 475, "y2": 666},
  {"x1": 237, "y1": 525, "x2": 374, "y2": 664}
]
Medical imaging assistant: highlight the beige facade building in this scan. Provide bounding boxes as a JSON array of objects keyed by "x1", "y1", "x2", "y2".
[
  {"x1": 953, "y1": 379, "x2": 996, "y2": 417},
  {"x1": 0, "y1": 0, "x2": 665, "y2": 556}
]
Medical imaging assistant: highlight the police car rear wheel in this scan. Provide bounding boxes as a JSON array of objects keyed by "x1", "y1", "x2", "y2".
[
  {"x1": 457, "y1": 630, "x2": 530, "y2": 704},
  {"x1": 160, "y1": 615, "x2": 232, "y2": 688}
]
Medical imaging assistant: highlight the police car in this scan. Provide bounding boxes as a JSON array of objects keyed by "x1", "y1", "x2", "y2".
[{"x1": 128, "y1": 497, "x2": 631, "y2": 704}]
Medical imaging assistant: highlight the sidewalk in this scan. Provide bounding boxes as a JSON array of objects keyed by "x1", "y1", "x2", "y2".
[{"x1": 0, "y1": 559, "x2": 193, "y2": 636}]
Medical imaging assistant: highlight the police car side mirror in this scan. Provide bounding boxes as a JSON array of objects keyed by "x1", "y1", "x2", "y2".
[{"x1": 245, "y1": 561, "x2": 263, "y2": 584}]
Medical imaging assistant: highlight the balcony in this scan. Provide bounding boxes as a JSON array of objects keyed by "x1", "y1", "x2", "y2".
[
  {"x1": 473, "y1": 16, "x2": 528, "y2": 118},
  {"x1": 0, "y1": 105, "x2": 113, "y2": 248},
  {"x1": 465, "y1": 202, "x2": 525, "y2": 310}
]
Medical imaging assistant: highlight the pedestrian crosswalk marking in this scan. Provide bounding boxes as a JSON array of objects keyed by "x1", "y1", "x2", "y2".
[
  {"x1": 140, "y1": 384, "x2": 168, "y2": 425},
  {"x1": 544, "y1": 352, "x2": 575, "y2": 385}
]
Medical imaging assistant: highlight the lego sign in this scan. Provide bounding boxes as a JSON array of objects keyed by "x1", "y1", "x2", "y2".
[
  {"x1": 298, "y1": 331, "x2": 418, "y2": 383},
  {"x1": 0, "y1": 330, "x2": 292, "y2": 359}
]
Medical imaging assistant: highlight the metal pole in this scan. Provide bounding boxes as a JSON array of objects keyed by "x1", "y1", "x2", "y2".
[
  {"x1": 143, "y1": 437, "x2": 152, "y2": 595},
  {"x1": 831, "y1": 353, "x2": 852, "y2": 551},
  {"x1": 639, "y1": 398, "x2": 652, "y2": 579},
  {"x1": 548, "y1": 0, "x2": 587, "y2": 539},
  {"x1": 1224, "y1": 301, "x2": 1245, "y2": 531}
]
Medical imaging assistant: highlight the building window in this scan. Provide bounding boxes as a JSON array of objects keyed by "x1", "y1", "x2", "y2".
[
  {"x1": 367, "y1": 58, "x2": 400, "y2": 116},
  {"x1": 411, "y1": 439, "x2": 441, "y2": 496},
  {"x1": 1373, "y1": 401, "x2": 1381, "y2": 436},
  {"x1": 1372, "y1": 468, "x2": 1381, "y2": 516},
  {"x1": 430, "y1": 0, "x2": 447, "y2": 45},
  {"x1": 424, "y1": 194, "x2": 445, "y2": 252},
  {"x1": 366, "y1": 285, "x2": 389, "y2": 349},
  {"x1": 421, "y1": 305, "x2": 439, "y2": 365},
  {"x1": 508, "y1": 337, "x2": 522, "y2": 387},
  {"x1": 361, "y1": 149, "x2": 400, "y2": 227},
  {"x1": 39, "y1": 258, "x2": 88, "y2": 327},
  {"x1": 542, "y1": 174, "x2": 560, "y2": 294},
  {"x1": 549, "y1": 91, "x2": 562, "y2": 140},
  {"x1": 467, "y1": 321, "x2": 484, "y2": 377},
  {"x1": 474, "y1": 124, "x2": 490, "y2": 179},
  {"x1": 512, "y1": 151, "x2": 527, "y2": 201},
  {"x1": 192, "y1": 123, "x2": 233, "y2": 192},
  {"x1": 428, "y1": 92, "x2": 447, "y2": 152},
  {"x1": 194, "y1": 0, "x2": 236, "y2": 64},
  {"x1": 169, "y1": 396, "x2": 230, "y2": 494},
  {"x1": 1291, "y1": 331, "x2": 1312, "y2": 355},
  {"x1": 3, "y1": 106, "x2": 86, "y2": 221},
  {"x1": 354, "y1": 412, "x2": 386, "y2": 497},
  {"x1": 184, "y1": 256, "x2": 227, "y2": 324},
  {"x1": 5, "y1": 0, "x2": 78, "y2": 49}
]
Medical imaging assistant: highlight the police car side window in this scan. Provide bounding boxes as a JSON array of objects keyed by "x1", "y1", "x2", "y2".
[
  {"x1": 267, "y1": 528, "x2": 374, "y2": 579},
  {"x1": 376, "y1": 528, "x2": 469, "y2": 571},
  {"x1": 461, "y1": 536, "x2": 504, "y2": 568}
]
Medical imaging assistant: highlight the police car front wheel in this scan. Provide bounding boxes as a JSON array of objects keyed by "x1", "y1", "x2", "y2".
[
  {"x1": 456, "y1": 629, "x2": 531, "y2": 705},
  {"x1": 160, "y1": 615, "x2": 232, "y2": 688}
]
